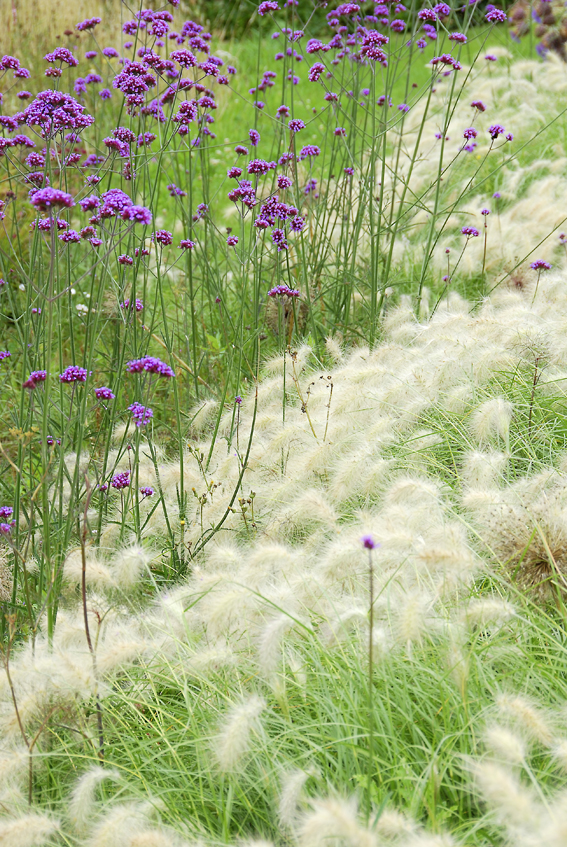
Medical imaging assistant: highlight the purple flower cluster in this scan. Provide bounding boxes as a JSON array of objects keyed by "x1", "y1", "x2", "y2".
[
  {"x1": 95, "y1": 387, "x2": 115, "y2": 400},
  {"x1": 59, "y1": 366, "x2": 89, "y2": 383},
  {"x1": 126, "y1": 356, "x2": 175, "y2": 378},
  {"x1": 121, "y1": 298, "x2": 144, "y2": 311},
  {"x1": 268, "y1": 284, "x2": 300, "y2": 298},
  {"x1": 111, "y1": 471, "x2": 130, "y2": 490},
  {"x1": 128, "y1": 402, "x2": 154, "y2": 427},
  {"x1": 530, "y1": 259, "x2": 551, "y2": 270},
  {"x1": 23, "y1": 370, "x2": 47, "y2": 389}
]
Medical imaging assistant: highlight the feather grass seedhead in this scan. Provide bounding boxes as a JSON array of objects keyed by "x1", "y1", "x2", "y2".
[{"x1": 213, "y1": 695, "x2": 266, "y2": 774}]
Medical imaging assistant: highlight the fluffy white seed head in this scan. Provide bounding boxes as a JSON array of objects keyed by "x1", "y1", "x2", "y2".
[
  {"x1": 0, "y1": 814, "x2": 59, "y2": 847},
  {"x1": 68, "y1": 766, "x2": 121, "y2": 836},
  {"x1": 214, "y1": 695, "x2": 266, "y2": 773},
  {"x1": 470, "y1": 398, "x2": 513, "y2": 446}
]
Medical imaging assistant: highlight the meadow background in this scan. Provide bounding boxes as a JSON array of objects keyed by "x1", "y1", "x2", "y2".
[{"x1": 2, "y1": 1, "x2": 567, "y2": 846}]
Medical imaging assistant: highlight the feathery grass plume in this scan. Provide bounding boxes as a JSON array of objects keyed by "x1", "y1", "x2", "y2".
[
  {"x1": 213, "y1": 695, "x2": 266, "y2": 773},
  {"x1": 188, "y1": 399, "x2": 217, "y2": 436},
  {"x1": 258, "y1": 614, "x2": 293, "y2": 680},
  {"x1": 111, "y1": 544, "x2": 154, "y2": 589},
  {"x1": 324, "y1": 336, "x2": 343, "y2": 363},
  {"x1": 0, "y1": 814, "x2": 59, "y2": 847},
  {"x1": 471, "y1": 760, "x2": 542, "y2": 833},
  {"x1": 484, "y1": 725, "x2": 527, "y2": 765},
  {"x1": 63, "y1": 548, "x2": 116, "y2": 590},
  {"x1": 278, "y1": 768, "x2": 317, "y2": 829},
  {"x1": 496, "y1": 694, "x2": 554, "y2": 746},
  {"x1": 68, "y1": 767, "x2": 121, "y2": 837},
  {"x1": 461, "y1": 451, "x2": 509, "y2": 489},
  {"x1": 84, "y1": 803, "x2": 154, "y2": 847},
  {"x1": 470, "y1": 398, "x2": 514, "y2": 447},
  {"x1": 128, "y1": 832, "x2": 180, "y2": 847},
  {"x1": 0, "y1": 748, "x2": 29, "y2": 791},
  {"x1": 297, "y1": 797, "x2": 377, "y2": 847},
  {"x1": 459, "y1": 598, "x2": 515, "y2": 632}
]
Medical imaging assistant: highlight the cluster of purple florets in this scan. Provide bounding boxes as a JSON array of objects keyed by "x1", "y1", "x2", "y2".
[
  {"x1": 126, "y1": 356, "x2": 175, "y2": 378},
  {"x1": 128, "y1": 402, "x2": 154, "y2": 427},
  {"x1": 59, "y1": 366, "x2": 89, "y2": 383}
]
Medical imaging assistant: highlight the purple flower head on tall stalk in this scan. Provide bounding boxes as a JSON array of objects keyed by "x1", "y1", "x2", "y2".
[
  {"x1": 235, "y1": 395, "x2": 242, "y2": 405},
  {"x1": 268, "y1": 284, "x2": 300, "y2": 298},
  {"x1": 485, "y1": 53, "x2": 498, "y2": 61},
  {"x1": 23, "y1": 370, "x2": 47, "y2": 389},
  {"x1": 362, "y1": 535, "x2": 378, "y2": 550},
  {"x1": 155, "y1": 229, "x2": 173, "y2": 246},
  {"x1": 530, "y1": 259, "x2": 551, "y2": 270},
  {"x1": 249, "y1": 129, "x2": 260, "y2": 146},
  {"x1": 463, "y1": 127, "x2": 477, "y2": 140},
  {"x1": 0, "y1": 506, "x2": 13, "y2": 520},
  {"x1": 258, "y1": 1, "x2": 279, "y2": 14},
  {"x1": 493, "y1": 191, "x2": 501, "y2": 199},
  {"x1": 0, "y1": 523, "x2": 13, "y2": 536},
  {"x1": 59, "y1": 366, "x2": 89, "y2": 383},
  {"x1": 485, "y1": 8, "x2": 506, "y2": 22},
  {"x1": 461, "y1": 226, "x2": 479, "y2": 237},
  {"x1": 179, "y1": 239, "x2": 196, "y2": 250},
  {"x1": 481, "y1": 208, "x2": 490, "y2": 216},
  {"x1": 31, "y1": 188, "x2": 74, "y2": 211},
  {"x1": 128, "y1": 403, "x2": 153, "y2": 427},
  {"x1": 111, "y1": 471, "x2": 130, "y2": 489},
  {"x1": 488, "y1": 124, "x2": 505, "y2": 139},
  {"x1": 471, "y1": 99, "x2": 486, "y2": 111},
  {"x1": 334, "y1": 127, "x2": 347, "y2": 137},
  {"x1": 0, "y1": 351, "x2": 10, "y2": 363},
  {"x1": 121, "y1": 298, "x2": 144, "y2": 311},
  {"x1": 140, "y1": 486, "x2": 154, "y2": 498},
  {"x1": 227, "y1": 235, "x2": 238, "y2": 246},
  {"x1": 126, "y1": 356, "x2": 175, "y2": 378},
  {"x1": 76, "y1": 17, "x2": 101, "y2": 31},
  {"x1": 44, "y1": 48, "x2": 79, "y2": 67},
  {"x1": 122, "y1": 205, "x2": 152, "y2": 225},
  {"x1": 298, "y1": 144, "x2": 320, "y2": 160},
  {"x1": 235, "y1": 144, "x2": 249, "y2": 155},
  {"x1": 95, "y1": 387, "x2": 115, "y2": 400}
]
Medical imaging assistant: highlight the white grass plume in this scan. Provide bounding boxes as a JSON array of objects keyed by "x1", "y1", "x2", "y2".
[
  {"x1": 0, "y1": 814, "x2": 59, "y2": 847},
  {"x1": 213, "y1": 695, "x2": 266, "y2": 773},
  {"x1": 68, "y1": 766, "x2": 121, "y2": 837}
]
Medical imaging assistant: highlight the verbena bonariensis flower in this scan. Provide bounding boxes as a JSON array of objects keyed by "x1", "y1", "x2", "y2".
[
  {"x1": 258, "y1": 1, "x2": 279, "y2": 14},
  {"x1": 44, "y1": 48, "x2": 79, "y2": 67},
  {"x1": 30, "y1": 187, "x2": 74, "y2": 211},
  {"x1": 268, "y1": 284, "x2": 300, "y2": 298},
  {"x1": 20, "y1": 90, "x2": 93, "y2": 135},
  {"x1": 249, "y1": 129, "x2": 260, "y2": 146},
  {"x1": 126, "y1": 356, "x2": 175, "y2": 378},
  {"x1": 140, "y1": 486, "x2": 154, "y2": 497},
  {"x1": 59, "y1": 366, "x2": 88, "y2": 383},
  {"x1": 121, "y1": 298, "x2": 144, "y2": 311},
  {"x1": 471, "y1": 99, "x2": 486, "y2": 111},
  {"x1": 95, "y1": 387, "x2": 115, "y2": 400},
  {"x1": 461, "y1": 226, "x2": 479, "y2": 237},
  {"x1": 0, "y1": 351, "x2": 10, "y2": 362},
  {"x1": 0, "y1": 506, "x2": 13, "y2": 520},
  {"x1": 530, "y1": 259, "x2": 552, "y2": 270},
  {"x1": 179, "y1": 239, "x2": 195, "y2": 250},
  {"x1": 76, "y1": 17, "x2": 101, "y2": 31},
  {"x1": 118, "y1": 254, "x2": 134, "y2": 265},
  {"x1": 122, "y1": 205, "x2": 152, "y2": 225},
  {"x1": 488, "y1": 124, "x2": 506, "y2": 140},
  {"x1": 463, "y1": 127, "x2": 478, "y2": 140},
  {"x1": 362, "y1": 534, "x2": 378, "y2": 549},
  {"x1": 485, "y1": 7, "x2": 506, "y2": 22},
  {"x1": 288, "y1": 118, "x2": 305, "y2": 132},
  {"x1": 227, "y1": 235, "x2": 238, "y2": 246},
  {"x1": 155, "y1": 229, "x2": 173, "y2": 245},
  {"x1": 128, "y1": 402, "x2": 153, "y2": 427},
  {"x1": 111, "y1": 471, "x2": 130, "y2": 489},
  {"x1": 23, "y1": 370, "x2": 47, "y2": 389},
  {"x1": 298, "y1": 144, "x2": 320, "y2": 160}
]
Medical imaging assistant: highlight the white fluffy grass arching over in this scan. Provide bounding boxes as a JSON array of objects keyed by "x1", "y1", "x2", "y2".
[{"x1": 4, "y1": 266, "x2": 567, "y2": 843}]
